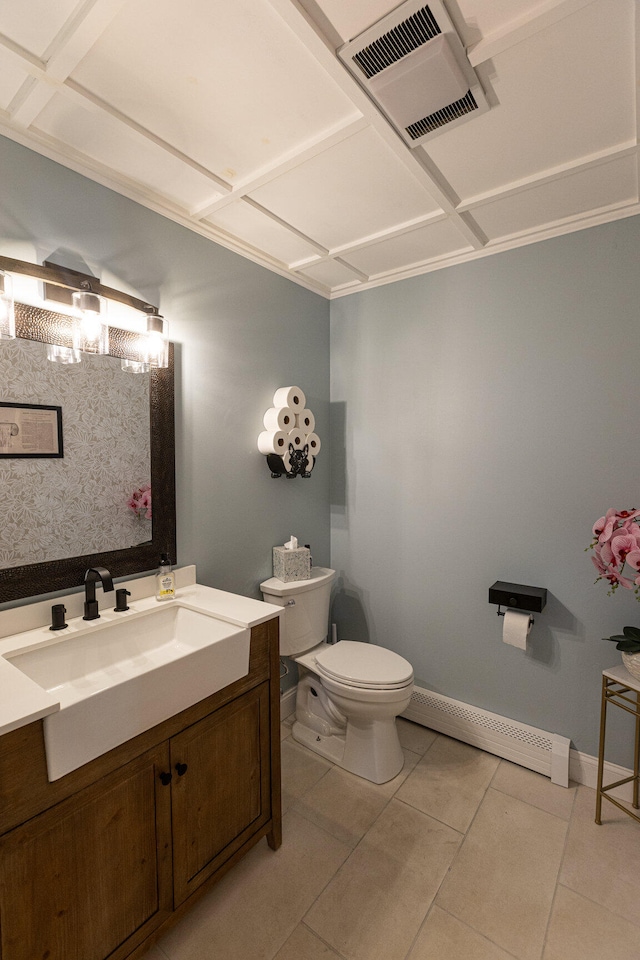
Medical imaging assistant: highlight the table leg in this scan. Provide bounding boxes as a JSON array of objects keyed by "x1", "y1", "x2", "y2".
[
  {"x1": 634, "y1": 691, "x2": 640, "y2": 810},
  {"x1": 595, "y1": 675, "x2": 608, "y2": 824}
]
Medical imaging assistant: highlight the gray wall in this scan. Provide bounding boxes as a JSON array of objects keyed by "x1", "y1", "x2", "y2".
[
  {"x1": 330, "y1": 216, "x2": 640, "y2": 764},
  {"x1": 0, "y1": 135, "x2": 330, "y2": 624}
]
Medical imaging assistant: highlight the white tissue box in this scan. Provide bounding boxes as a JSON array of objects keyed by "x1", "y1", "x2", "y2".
[{"x1": 273, "y1": 546, "x2": 311, "y2": 582}]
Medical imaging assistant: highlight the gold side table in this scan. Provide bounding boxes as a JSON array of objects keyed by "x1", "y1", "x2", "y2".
[{"x1": 595, "y1": 664, "x2": 640, "y2": 824}]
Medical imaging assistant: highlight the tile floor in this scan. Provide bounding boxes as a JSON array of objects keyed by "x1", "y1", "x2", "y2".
[{"x1": 147, "y1": 717, "x2": 640, "y2": 960}]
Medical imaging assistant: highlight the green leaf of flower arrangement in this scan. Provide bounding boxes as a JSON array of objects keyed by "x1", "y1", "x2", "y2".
[
  {"x1": 622, "y1": 626, "x2": 640, "y2": 640},
  {"x1": 615, "y1": 638, "x2": 640, "y2": 652}
]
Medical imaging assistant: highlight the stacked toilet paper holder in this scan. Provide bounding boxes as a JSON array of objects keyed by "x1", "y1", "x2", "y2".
[{"x1": 257, "y1": 385, "x2": 321, "y2": 479}]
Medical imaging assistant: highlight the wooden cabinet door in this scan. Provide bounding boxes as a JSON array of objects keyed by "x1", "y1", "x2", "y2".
[
  {"x1": 171, "y1": 682, "x2": 271, "y2": 905},
  {"x1": 0, "y1": 744, "x2": 172, "y2": 960}
]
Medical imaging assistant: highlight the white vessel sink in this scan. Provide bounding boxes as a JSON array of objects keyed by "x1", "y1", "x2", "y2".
[{"x1": 7, "y1": 603, "x2": 250, "y2": 780}]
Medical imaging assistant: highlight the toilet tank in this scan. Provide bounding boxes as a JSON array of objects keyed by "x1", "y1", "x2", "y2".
[{"x1": 260, "y1": 567, "x2": 336, "y2": 657}]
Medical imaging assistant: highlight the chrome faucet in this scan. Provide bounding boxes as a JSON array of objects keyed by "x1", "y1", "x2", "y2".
[{"x1": 83, "y1": 567, "x2": 114, "y2": 621}]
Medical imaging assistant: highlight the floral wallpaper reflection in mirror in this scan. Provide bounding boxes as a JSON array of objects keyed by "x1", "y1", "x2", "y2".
[{"x1": 0, "y1": 338, "x2": 151, "y2": 569}]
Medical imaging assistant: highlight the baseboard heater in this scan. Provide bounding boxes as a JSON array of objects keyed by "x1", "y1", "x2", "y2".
[{"x1": 402, "y1": 685, "x2": 570, "y2": 787}]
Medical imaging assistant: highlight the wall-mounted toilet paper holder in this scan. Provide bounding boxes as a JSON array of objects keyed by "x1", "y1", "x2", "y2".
[
  {"x1": 258, "y1": 385, "x2": 320, "y2": 479},
  {"x1": 495, "y1": 605, "x2": 535, "y2": 628},
  {"x1": 488, "y1": 581, "x2": 547, "y2": 625},
  {"x1": 266, "y1": 449, "x2": 313, "y2": 479}
]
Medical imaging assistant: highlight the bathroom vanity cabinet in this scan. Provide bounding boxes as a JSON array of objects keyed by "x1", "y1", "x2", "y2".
[{"x1": 0, "y1": 617, "x2": 281, "y2": 960}]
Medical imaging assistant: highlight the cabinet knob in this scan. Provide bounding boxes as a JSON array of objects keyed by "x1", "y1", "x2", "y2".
[
  {"x1": 159, "y1": 771, "x2": 173, "y2": 786},
  {"x1": 175, "y1": 762, "x2": 188, "y2": 777}
]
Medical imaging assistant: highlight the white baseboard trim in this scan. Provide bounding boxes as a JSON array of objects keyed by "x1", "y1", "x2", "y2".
[
  {"x1": 569, "y1": 748, "x2": 635, "y2": 802},
  {"x1": 280, "y1": 686, "x2": 297, "y2": 721},
  {"x1": 280, "y1": 681, "x2": 637, "y2": 800}
]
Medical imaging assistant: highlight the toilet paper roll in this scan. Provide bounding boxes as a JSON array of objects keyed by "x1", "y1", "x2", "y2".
[
  {"x1": 263, "y1": 406, "x2": 296, "y2": 432},
  {"x1": 287, "y1": 428, "x2": 305, "y2": 451},
  {"x1": 297, "y1": 408, "x2": 315, "y2": 433},
  {"x1": 273, "y1": 386, "x2": 306, "y2": 411},
  {"x1": 502, "y1": 608, "x2": 532, "y2": 649},
  {"x1": 257, "y1": 430, "x2": 288, "y2": 455},
  {"x1": 305, "y1": 432, "x2": 321, "y2": 456}
]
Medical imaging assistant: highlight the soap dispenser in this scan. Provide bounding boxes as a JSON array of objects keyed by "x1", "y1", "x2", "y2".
[{"x1": 156, "y1": 554, "x2": 176, "y2": 601}]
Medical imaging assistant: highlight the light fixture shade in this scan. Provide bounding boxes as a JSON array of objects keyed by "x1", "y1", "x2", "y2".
[
  {"x1": 0, "y1": 270, "x2": 16, "y2": 340},
  {"x1": 145, "y1": 314, "x2": 169, "y2": 369},
  {"x1": 72, "y1": 290, "x2": 108, "y2": 355},
  {"x1": 47, "y1": 343, "x2": 81, "y2": 364},
  {"x1": 121, "y1": 358, "x2": 150, "y2": 374}
]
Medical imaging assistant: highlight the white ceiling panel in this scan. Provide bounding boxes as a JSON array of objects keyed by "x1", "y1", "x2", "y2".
[
  {"x1": 425, "y1": 0, "x2": 635, "y2": 200},
  {"x1": 0, "y1": 0, "x2": 79, "y2": 59},
  {"x1": 0, "y1": 51, "x2": 29, "y2": 111},
  {"x1": 249, "y1": 126, "x2": 442, "y2": 250},
  {"x1": 69, "y1": 0, "x2": 359, "y2": 182},
  {"x1": 472, "y1": 154, "x2": 639, "y2": 240},
  {"x1": 204, "y1": 201, "x2": 322, "y2": 265},
  {"x1": 305, "y1": 0, "x2": 401, "y2": 43},
  {"x1": 32, "y1": 93, "x2": 225, "y2": 211},
  {"x1": 0, "y1": 0, "x2": 637, "y2": 297},
  {"x1": 297, "y1": 259, "x2": 362, "y2": 289},
  {"x1": 344, "y1": 219, "x2": 473, "y2": 276},
  {"x1": 455, "y1": 0, "x2": 557, "y2": 42}
]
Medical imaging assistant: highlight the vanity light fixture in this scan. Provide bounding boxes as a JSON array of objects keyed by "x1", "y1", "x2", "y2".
[
  {"x1": 121, "y1": 358, "x2": 150, "y2": 374},
  {"x1": 46, "y1": 344, "x2": 81, "y2": 364},
  {"x1": 0, "y1": 255, "x2": 169, "y2": 370},
  {"x1": 72, "y1": 290, "x2": 108, "y2": 356},
  {"x1": 0, "y1": 269, "x2": 15, "y2": 340},
  {"x1": 145, "y1": 313, "x2": 169, "y2": 369}
]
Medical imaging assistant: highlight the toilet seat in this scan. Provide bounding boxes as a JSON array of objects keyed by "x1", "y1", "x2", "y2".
[{"x1": 313, "y1": 641, "x2": 413, "y2": 691}]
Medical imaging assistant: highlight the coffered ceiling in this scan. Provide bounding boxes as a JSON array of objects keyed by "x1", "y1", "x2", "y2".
[{"x1": 0, "y1": 0, "x2": 637, "y2": 298}]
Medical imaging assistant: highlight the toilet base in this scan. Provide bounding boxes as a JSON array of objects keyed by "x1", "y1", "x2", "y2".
[
  {"x1": 292, "y1": 714, "x2": 405, "y2": 784},
  {"x1": 291, "y1": 661, "x2": 411, "y2": 784},
  {"x1": 292, "y1": 720, "x2": 347, "y2": 767}
]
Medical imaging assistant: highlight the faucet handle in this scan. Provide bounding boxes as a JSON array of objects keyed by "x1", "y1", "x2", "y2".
[
  {"x1": 50, "y1": 604, "x2": 68, "y2": 631},
  {"x1": 114, "y1": 589, "x2": 131, "y2": 612}
]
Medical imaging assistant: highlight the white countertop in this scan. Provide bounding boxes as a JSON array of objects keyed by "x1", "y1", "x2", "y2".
[{"x1": 0, "y1": 565, "x2": 282, "y2": 739}]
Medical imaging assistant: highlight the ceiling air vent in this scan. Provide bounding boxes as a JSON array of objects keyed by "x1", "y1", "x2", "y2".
[{"x1": 338, "y1": 0, "x2": 489, "y2": 147}]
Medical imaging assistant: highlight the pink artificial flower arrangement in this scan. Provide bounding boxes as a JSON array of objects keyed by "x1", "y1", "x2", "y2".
[
  {"x1": 589, "y1": 507, "x2": 640, "y2": 596},
  {"x1": 127, "y1": 483, "x2": 152, "y2": 521}
]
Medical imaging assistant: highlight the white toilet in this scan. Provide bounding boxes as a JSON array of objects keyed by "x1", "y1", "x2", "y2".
[{"x1": 260, "y1": 567, "x2": 414, "y2": 784}]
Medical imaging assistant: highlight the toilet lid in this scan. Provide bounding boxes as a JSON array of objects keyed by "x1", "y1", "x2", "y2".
[{"x1": 314, "y1": 641, "x2": 413, "y2": 689}]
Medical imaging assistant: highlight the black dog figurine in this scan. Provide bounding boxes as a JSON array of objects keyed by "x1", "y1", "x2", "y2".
[{"x1": 266, "y1": 443, "x2": 313, "y2": 478}]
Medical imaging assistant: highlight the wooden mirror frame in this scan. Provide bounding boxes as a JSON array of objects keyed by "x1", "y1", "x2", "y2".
[{"x1": 0, "y1": 302, "x2": 176, "y2": 604}]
